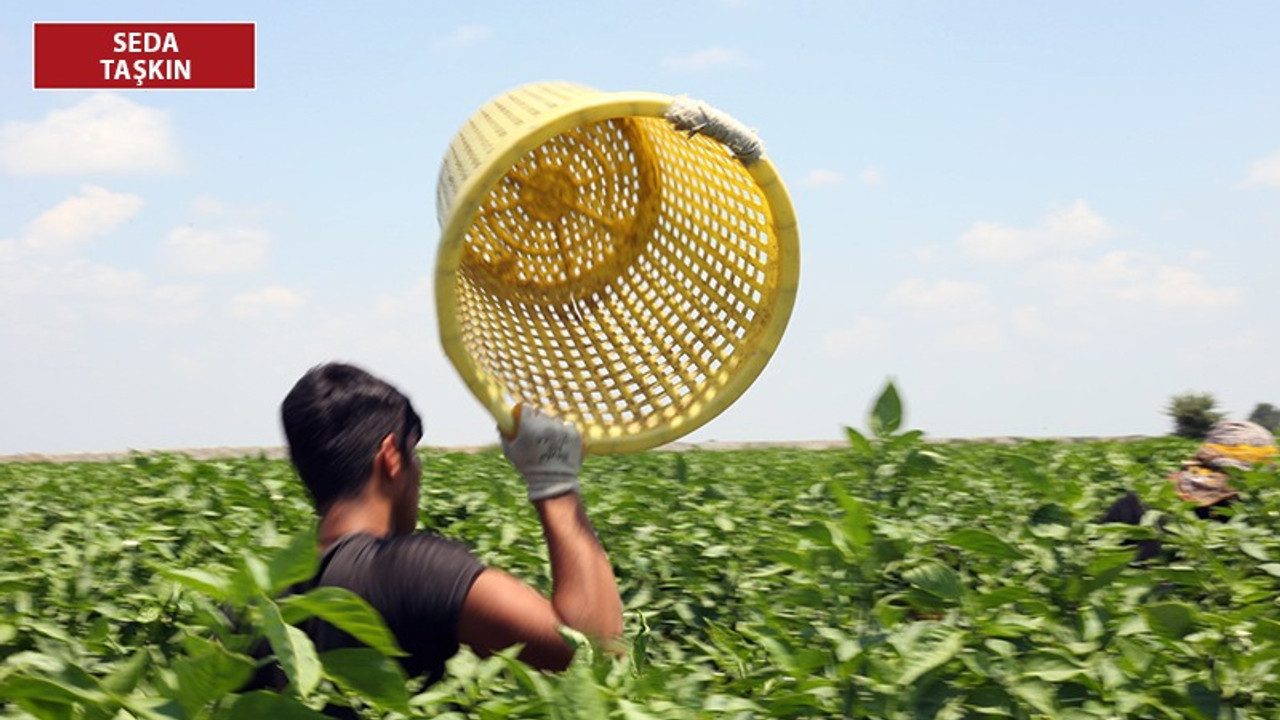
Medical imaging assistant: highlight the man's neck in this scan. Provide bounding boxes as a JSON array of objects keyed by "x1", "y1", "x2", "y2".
[{"x1": 318, "y1": 492, "x2": 394, "y2": 552}]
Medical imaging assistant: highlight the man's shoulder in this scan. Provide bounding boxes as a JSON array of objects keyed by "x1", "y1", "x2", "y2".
[
  {"x1": 380, "y1": 531, "x2": 478, "y2": 558},
  {"x1": 328, "y1": 530, "x2": 472, "y2": 554},
  {"x1": 325, "y1": 532, "x2": 483, "y2": 579}
]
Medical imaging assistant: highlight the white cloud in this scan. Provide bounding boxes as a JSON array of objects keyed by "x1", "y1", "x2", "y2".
[
  {"x1": 1011, "y1": 305, "x2": 1049, "y2": 337},
  {"x1": 0, "y1": 240, "x2": 206, "y2": 325},
  {"x1": 1041, "y1": 250, "x2": 1143, "y2": 291},
  {"x1": 1041, "y1": 200, "x2": 1112, "y2": 250},
  {"x1": 433, "y1": 24, "x2": 493, "y2": 50},
  {"x1": 230, "y1": 286, "x2": 303, "y2": 321},
  {"x1": 858, "y1": 167, "x2": 883, "y2": 187},
  {"x1": 1010, "y1": 305, "x2": 1089, "y2": 344},
  {"x1": 959, "y1": 221, "x2": 1033, "y2": 263},
  {"x1": 0, "y1": 243, "x2": 203, "y2": 332},
  {"x1": 801, "y1": 169, "x2": 845, "y2": 188},
  {"x1": 1, "y1": 188, "x2": 156, "y2": 322},
  {"x1": 1244, "y1": 150, "x2": 1280, "y2": 188},
  {"x1": 0, "y1": 239, "x2": 19, "y2": 264},
  {"x1": 663, "y1": 46, "x2": 751, "y2": 71},
  {"x1": 0, "y1": 95, "x2": 180, "y2": 175},
  {"x1": 1037, "y1": 250, "x2": 1238, "y2": 310},
  {"x1": 886, "y1": 279, "x2": 1003, "y2": 349},
  {"x1": 890, "y1": 279, "x2": 998, "y2": 348},
  {"x1": 887, "y1": 278, "x2": 993, "y2": 311},
  {"x1": 164, "y1": 226, "x2": 270, "y2": 275},
  {"x1": 189, "y1": 194, "x2": 277, "y2": 220},
  {"x1": 153, "y1": 283, "x2": 206, "y2": 307},
  {"x1": 1145, "y1": 266, "x2": 1239, "y2": 308},
  {"x1": 0, "y1": 190, "x2": 213, "y2": 333},
  {"x1": 938, "y1": 322, "x2": 1005, "y2": 351},
  {"x1": 23, "y1": 185, "x2": 143, "y2": 252},
  {"x1": 960, "y1": 200, "x2": 1112, "y2": 263},
  {"x1": 61, "y1": 259, "x2": 147, "y2": 298},
  {"x1": 99, "y1": 281, "x2": 207, "y2": 325},
  {"x1": 820, "y1": 315, "x2": 884, "y2": 355}
]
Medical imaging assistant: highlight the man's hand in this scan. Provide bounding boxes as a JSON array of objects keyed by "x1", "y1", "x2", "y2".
[{"x1": 501, "y1": 405, "x2": 583, "y2": 501}]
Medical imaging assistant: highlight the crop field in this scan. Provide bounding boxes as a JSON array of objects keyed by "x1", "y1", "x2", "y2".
[{"x1": 3, "y1": 402, "x2": 1280, "y2": 718}]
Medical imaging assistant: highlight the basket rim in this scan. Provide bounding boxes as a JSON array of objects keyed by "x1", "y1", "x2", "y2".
[{"x1": 435, "y1": 84, "x2": 800, "y2": 454}]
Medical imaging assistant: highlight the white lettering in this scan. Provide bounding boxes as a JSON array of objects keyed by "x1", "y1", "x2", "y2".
[
  {"x1": 98, "y1": 58, "x2": 192, "y2": 85},
  {"x1": 116, "y1": 31, "x2": 180, "y2": 53}
]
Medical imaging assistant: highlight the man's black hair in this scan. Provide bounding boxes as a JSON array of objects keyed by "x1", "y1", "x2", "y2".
[{"x1": 281, "y1": 362, "x2": 423, "y2": 512}]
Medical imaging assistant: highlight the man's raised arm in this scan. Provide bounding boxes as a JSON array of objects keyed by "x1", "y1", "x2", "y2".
[{"x1": 457, "y1": 406, "x2": 622, "y2": 671}]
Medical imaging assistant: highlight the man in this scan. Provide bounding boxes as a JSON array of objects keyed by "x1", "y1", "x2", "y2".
[
  {"x1": 275, "y1": 361, "x2": 623, "y2": 686},
  {"x1": 1102, "y1": 419, "x2": 1278, "y2": 561},
  {"x1": 1165, "y1": 420, "x2": 1277, "y2": 511}
]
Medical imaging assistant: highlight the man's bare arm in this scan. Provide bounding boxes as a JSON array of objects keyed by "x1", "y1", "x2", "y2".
[
  {"x1": 456, "y1": 492, "x2": 621, "y2": 671},
  {"x1": 536, "y1": 492, "x2": 623, "y2": 641},
  {"x1": 457, "y1": 406, "x2": 622, "y2": 671}
]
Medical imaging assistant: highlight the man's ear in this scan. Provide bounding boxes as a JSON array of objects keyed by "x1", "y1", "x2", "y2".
[{"x1": 376, "y1": 433, "x2": 402, "y2": 482}]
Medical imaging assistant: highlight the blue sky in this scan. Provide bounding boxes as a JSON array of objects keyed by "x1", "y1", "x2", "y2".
[{"x1": 2, "y1": 2, "x2": 1278, "y2": 453}]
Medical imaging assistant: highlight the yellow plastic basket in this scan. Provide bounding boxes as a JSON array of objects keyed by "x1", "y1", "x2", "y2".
[{"x1": 435, "y1": 81, "x2": 799, "y2": 453}]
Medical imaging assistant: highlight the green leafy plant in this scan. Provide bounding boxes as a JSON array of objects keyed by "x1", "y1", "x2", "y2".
[
  {"x1": 0, "y1": 519, "x2": 411, "y2": 719},
  {"x1": 2, "y1": 400, "x2": 1278, "y2": 719}
]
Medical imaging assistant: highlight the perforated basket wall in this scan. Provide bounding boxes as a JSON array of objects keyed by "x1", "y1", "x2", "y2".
[{"x1": 436, "y1": 82, "x2": 799, "y2": 453}]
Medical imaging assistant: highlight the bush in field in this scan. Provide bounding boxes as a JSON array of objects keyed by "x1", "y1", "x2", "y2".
[
  {"x1": 1248, "y1": 403, "x2": 1280, "y2": 434},
  {"x1": 1166, "y1": 391, "x2": 1224, "y2": 439}
]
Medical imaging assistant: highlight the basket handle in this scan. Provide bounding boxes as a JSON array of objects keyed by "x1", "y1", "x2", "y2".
[{"x1": 664, "y1": 97, "x2": 764, "y2": 165}]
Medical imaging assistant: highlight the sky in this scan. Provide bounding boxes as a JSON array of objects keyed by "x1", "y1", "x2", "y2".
[{"x1": 1, "y1": 2, "x2": 1278, "y2": 454}]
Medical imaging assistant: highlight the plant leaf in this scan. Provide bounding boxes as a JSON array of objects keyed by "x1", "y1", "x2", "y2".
[
  {"x1": 903, "y1": 563, "x2": 963, "y2": 601},
  {"x1": 261, "y1": 601, "x2": 322, "y2": 698},
  {"x1": 217, "y1": 691, "x2": 331, "y2": 720},
  {"x1": 278, "y1": 586, "x2": 407, "y2": 657},
  {"x1": 844, "y1": 426, "x2": 874, "y2": 455},
  {"x1": 897, "y1": 627, "x2": 965, "y2": 685},
  {"x1": 162, "y1": 568, "x2": 235, "y2": 602},
  {"x1": 945, "y1": 528, "x2": 1025, "y2": 560},
  {"x1": 553, "y1": 655, "x2": 609, "y2": 720},
  {"x1": 1143, "y1": 602, "x2": 1196, "y2": 639},
  {"x1": 101, "y1": 650, "x2": 149, "y2": 696},
  {"x1": 870, "y1": 381, "x2": 903, "y2": 438},
  {"x1": 320, "y1": 648, "x2": 410, "y2": 714},
  {"x1": 168, "y1": 637, "x2": 255, "y2": 717},
  {"x1": 0, "y1": 673, "x2": 110, "y2": 706},
  {"x1": 267, "y1": 528, "x2": 319, "y2": 595},
  {"x1": 829, "y1": 480, "x2": 873, "y2": 549}
]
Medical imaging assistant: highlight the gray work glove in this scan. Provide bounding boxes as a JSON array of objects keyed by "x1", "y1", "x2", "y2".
[{"x1": 500, "y1": 404, "x2": 583, "y2": 501}]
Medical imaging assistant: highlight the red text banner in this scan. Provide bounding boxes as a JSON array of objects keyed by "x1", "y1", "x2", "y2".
[{"x1": 34, "y1": 22, "x2": 255, "y2": 90}]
